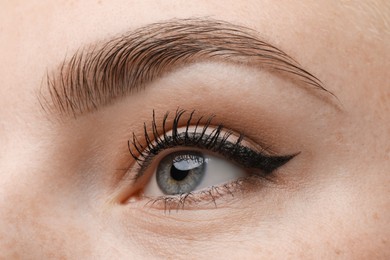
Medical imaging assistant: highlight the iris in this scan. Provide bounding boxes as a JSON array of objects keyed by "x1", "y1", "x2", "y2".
[{"x1": 156, "y1": 151, "x2": 206, "y2": 195}]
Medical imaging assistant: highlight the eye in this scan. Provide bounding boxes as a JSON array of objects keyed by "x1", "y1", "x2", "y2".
[
  {"x1": 143, "y1": 150, "x2": 246, "y2": 196},
  {"x1": 125, "y1": 109, "x2": 297, "y2": 210}
]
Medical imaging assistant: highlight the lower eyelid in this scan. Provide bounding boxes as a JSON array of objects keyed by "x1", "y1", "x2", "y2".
[{"x1": 124, "y1": 175, "x2": 271, "y2": 211}]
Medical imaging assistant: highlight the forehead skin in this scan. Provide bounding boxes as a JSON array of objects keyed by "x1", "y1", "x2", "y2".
[{"x1": 0, "y1": 0, "x2": 389, "y2": 259}]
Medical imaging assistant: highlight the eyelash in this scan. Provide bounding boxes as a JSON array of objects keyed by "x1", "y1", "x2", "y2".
[{"x1": 126, "y1": 109, "x2": 294, "y2": 211}]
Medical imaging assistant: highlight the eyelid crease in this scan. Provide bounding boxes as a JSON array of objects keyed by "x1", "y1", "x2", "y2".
[{"x1": 40, "y1": 18, "x2": 338, "y2": 118}]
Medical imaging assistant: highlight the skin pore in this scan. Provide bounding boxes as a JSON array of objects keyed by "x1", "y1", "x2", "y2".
[{"x1": 0, "y1": 1, "x2": 389, "y2": 259}]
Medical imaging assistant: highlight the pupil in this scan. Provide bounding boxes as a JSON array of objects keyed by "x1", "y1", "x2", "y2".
[{"x1": 170, "y1": 165, "x2": 190, "y2": 181}]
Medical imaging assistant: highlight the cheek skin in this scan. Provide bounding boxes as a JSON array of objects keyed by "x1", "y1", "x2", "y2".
[
  {"x1": 108, "y1": 172, "x2": 386, "y2": 259},
  {"x1": 0, "y1": 160, "x2": 146, "y2": 259},
  {"x1": 0, "y1": 173, "x2": 92, "y2": 258}
]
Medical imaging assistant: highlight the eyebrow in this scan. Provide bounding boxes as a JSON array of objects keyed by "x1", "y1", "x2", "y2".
[{"x1": 40, "y1": 18, "x2": 335, "y2": 117}]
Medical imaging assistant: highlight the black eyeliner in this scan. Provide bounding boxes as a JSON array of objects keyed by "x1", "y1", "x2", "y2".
[{"x1": 128, "y1": 109, "x2": 296, "y2": 179}]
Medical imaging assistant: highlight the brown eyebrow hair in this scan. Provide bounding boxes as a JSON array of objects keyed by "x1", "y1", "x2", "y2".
[{"x1": 40, "y1": 18, "x2": 333, "y2": 117}]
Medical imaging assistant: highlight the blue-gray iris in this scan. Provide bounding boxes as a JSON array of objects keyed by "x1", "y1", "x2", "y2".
[{"x1": 156, "y1": 151, "x2": 206, "y2": 195}]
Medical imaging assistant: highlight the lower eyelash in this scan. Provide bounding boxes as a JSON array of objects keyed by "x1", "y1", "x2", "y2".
[
  {"x1": 143, "y1": 180, "x2": 242, "y2": 212},
  {"x1": 133, "y1": 174, "x2": 275, "y2": 213}
]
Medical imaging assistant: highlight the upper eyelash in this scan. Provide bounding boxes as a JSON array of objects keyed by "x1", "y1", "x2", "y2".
[
  {"x1": 128, "y1": 109, "x2": 224, "y2": 166},
  {"x1": 127, "y1": 109, "x2": 295, "y2": 179}
]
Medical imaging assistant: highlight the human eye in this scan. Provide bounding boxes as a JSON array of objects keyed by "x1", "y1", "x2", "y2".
[{"x1": 122, "y1": 109, "x2": 297, "y2": 211}]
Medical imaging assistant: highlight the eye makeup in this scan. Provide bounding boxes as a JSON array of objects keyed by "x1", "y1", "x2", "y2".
[{"x1": 123, "y1": 109, "x2": 298, "y2": 211}]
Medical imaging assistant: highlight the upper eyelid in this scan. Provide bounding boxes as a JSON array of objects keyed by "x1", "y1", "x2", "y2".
[
  {"x1": 39, "y1": 18, "x2": 338, "y2": 118},
  {"x1": 127, "y1": 110, "x2": 296, "y2": 181}
]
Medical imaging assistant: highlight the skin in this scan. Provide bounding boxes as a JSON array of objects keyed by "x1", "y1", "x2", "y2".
[{"x1": 0, "y1": 0, "x2": 389, "y2": 259}]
